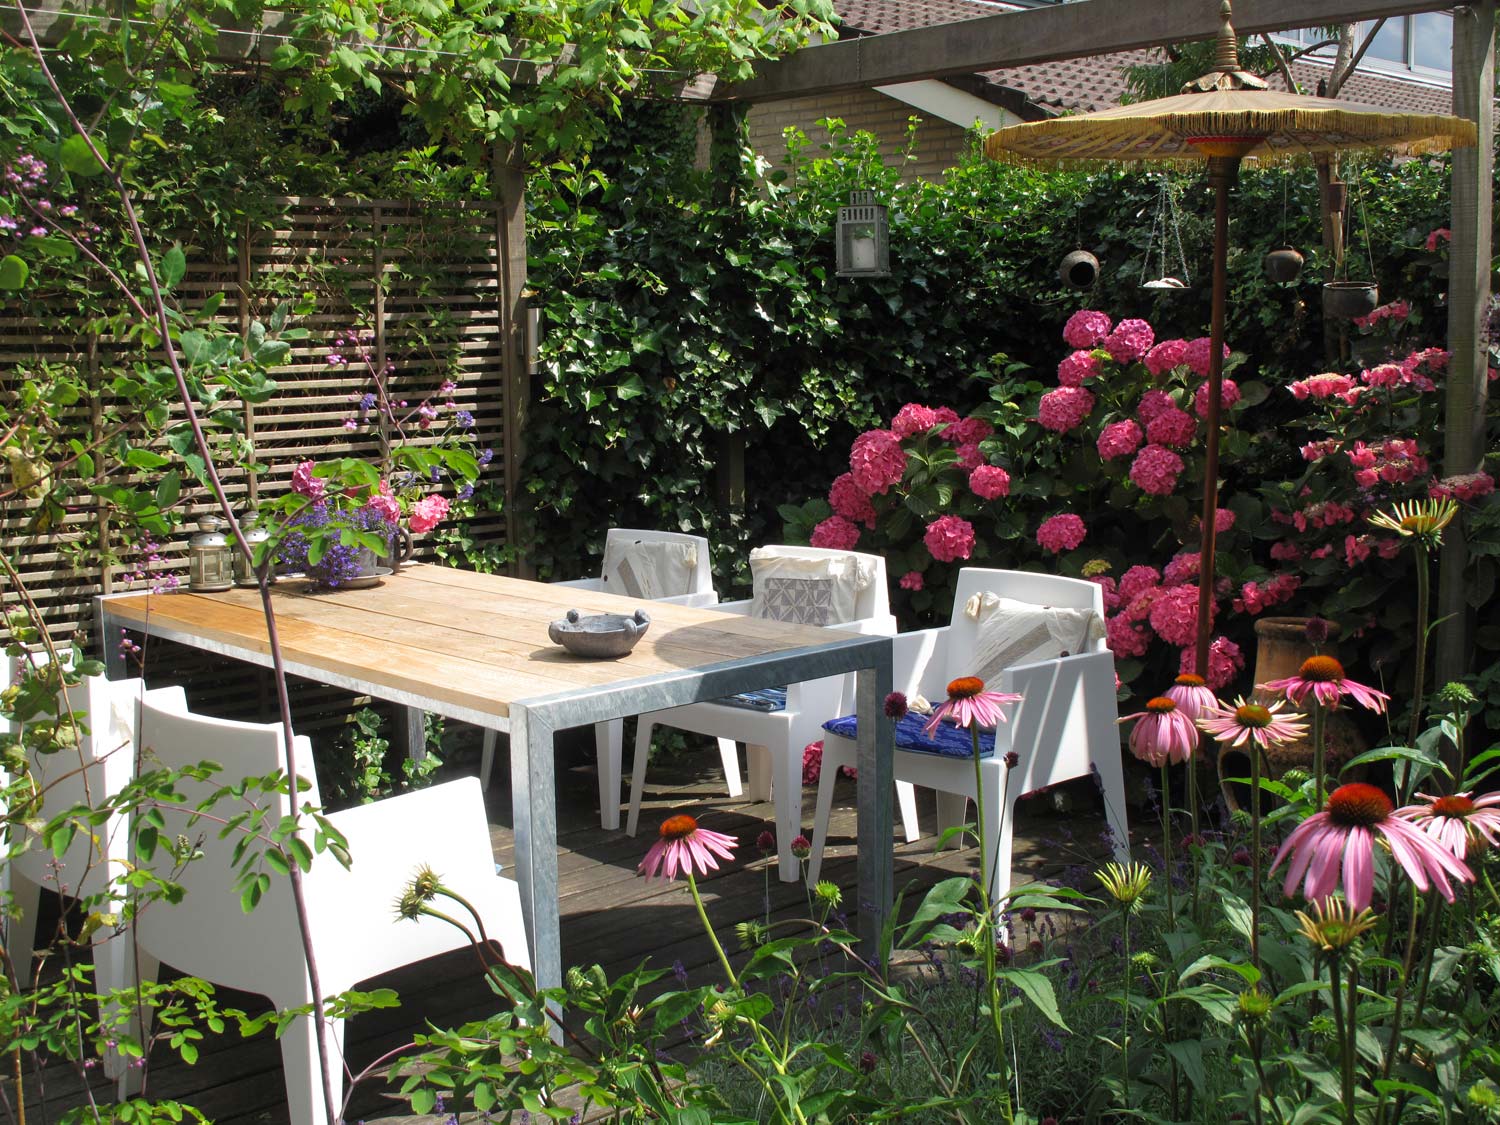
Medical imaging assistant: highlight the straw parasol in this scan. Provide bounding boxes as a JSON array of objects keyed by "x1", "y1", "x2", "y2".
[{"x1": 985, "y1": 0, "x2": 1477, "y2": 680}]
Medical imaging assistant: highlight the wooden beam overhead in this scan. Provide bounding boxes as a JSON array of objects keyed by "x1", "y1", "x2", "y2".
[{"x1": 712, "y1": 0, "x2": 1461, "y2": 103}]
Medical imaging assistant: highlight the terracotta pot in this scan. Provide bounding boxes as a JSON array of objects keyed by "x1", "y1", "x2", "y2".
[
  {"x1": 1059, "y1": 249, "x2": 1099, "y2": 290},
  {"x1": 1217, "y1": 616, "x2": 1366, "y2": 811},
  {"x1": 1322, "y1": 281, "x2": 1379, "y2": 320},
  {"x1": 1263, "y1": 247, "x2": 1304, "y2": 284}
]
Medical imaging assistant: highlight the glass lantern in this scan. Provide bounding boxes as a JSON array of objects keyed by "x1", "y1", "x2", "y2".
[
  {"x1": 836, "y1": 190, "x2": 890, "y2": 278},
  {"x1": 188, "y1": 515, "x2": 234, "y2": 592}
]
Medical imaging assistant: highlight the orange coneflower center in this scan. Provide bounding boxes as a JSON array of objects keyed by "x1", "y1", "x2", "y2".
[
  {"x1": 1234, "y1": 703, "x2": 1273, "y2": 728},
  {"x1": 1175, "y1": 674, "x2": 1206, "y2": 688},
  {"x1": 1326, "y1": 782, "x2": 1394, "y2": 827},
  {"x1": 660, "y1": 814, "x2": 700, "y2": 840},
  {"x1": 947, "y1": 676, "x2": 986, "y2": 700},
  {"x1": 1146, "y1": 696, "x2": 1178, "y2": 714},
  {"x1": 1298, "y1": 655, "x2": 1346, "y2": 682},
  {"x1": 1431, "y1": 795, "x2": 1476, "y2": 818}
]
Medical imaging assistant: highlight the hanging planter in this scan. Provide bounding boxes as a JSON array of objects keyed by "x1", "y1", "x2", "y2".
[
  {"x1": 1058, "y1": 249, "x2": 1099, "y2": 290},
  {"x1": 1140, "y1": 175, "x2": 1192, "y2": 292},
  {"x1": 1263, "y1": 247, "x2": 1304, "y2": 284},
  {"x1": 1322, "y1": 280, "x2": 1379, "y2": 320}
]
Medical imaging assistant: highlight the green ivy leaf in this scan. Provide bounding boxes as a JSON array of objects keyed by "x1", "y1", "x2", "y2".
[{"x1": 59, "y1": 133, "x2": 109, "y2": 177}]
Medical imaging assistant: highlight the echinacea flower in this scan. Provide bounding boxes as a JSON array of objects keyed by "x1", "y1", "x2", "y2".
[
  {"x1": 1097, "y1": 861, "x2": 1153, "y2": 909},
  {"x1": 1164, "y1": 675, "x2": 1218, "y2": 723},
  {"x1": 1294, "y1": 896, "x2": 1378, "y2": 951},
  {"x1": 1196, "y1": 697, "x2": 1308, "y2": 749},
  {"x1": 638, "y1": 814, "x2": 738, "y2": 881},
  {"x1": 1271, "y1": 782, "x2": 1473, "y2": 911},
  {"x1": 1397, "y1": 791, "x2": 1500, "y2": 858},
  {"x1": 922, "y1": 676, "x2": 1023, "y2": 738},
  {"x1": 1261, "y1": 655, "x2": 1389, "y2": 714},
  {"x1": 1120, "y1": 696, "x2": 1198, "y2": 766},
  {"x1": 1369, "y1": 497, "x2": 1459, "y2": 549}
]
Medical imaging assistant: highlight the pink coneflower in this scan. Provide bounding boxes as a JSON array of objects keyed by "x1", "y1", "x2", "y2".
[
  {"x1": 1164, "y1": 674, "x2": 1218, "y2": 723},
  {"x1": 1196, "y1": 697, "x2": 1307, "y2": 749},
  {"x1": 1271, "y1": 782, "x2": 1473, "y2": 911},
  {"x1": 1121, "y1": 697, "x2": 1198, "y2": 766},
  {"x1": 923, "y1": 676, "x2": 1023, "y2": 738},
  {"x1": 1262, "y1": 654, "x2": 1390, "y2": 714},
  {"x1": 1397, "y1": 792, "x2": 1500, "y2": 859},
  {"x1": 638, "y1": 814, "x2": 738, "y2": 881}
]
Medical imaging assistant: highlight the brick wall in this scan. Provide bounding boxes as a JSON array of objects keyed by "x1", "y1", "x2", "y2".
[{"x1": 747, "y1": 88, "x2": 971, "y2": 183}]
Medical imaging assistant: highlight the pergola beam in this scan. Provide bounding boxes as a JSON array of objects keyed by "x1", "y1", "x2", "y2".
[{"x1": 711, "y1": 0, "x2": 1462, "y2": 103}]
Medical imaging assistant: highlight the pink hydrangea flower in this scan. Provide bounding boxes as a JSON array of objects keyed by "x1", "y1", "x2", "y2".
[
  {"x1": 931, "y1": 406, "x2": 960, "y2": 426},
  {"x1": 924, "y1": 515, "x2": 975, "y2": 563},
  {"x1": 1097, "y1": 418, "x2": 1144, "y2": 461},
  {"x1": 1106, "y1": 612, "x2": 1151, "y2": 658},
  {"x1": 1425, "y1": 227, "x2": 1451, "y2": 252},
  {"x1": 1288, "y1": 372, "x2": 1356, "y2": 400},
  {"x1": 1214, "y1": 508, "x2": 1235, "y2": 533},
  {"x1": 1136, "y1": 389, "x2": 1177, "y2": 425},
  {"x1": 1037, "y1": 386, "x2": 1096, "y2": 433},
  {"x1": 1103, "y1": 318, "x2": 1155, "y2": 364},
  {"x1": 1269, "y1": 541, "x2": 1303, "y2": 563},
  {"x1": 1303, "y1": 439, "x2": 1341, "y2": 462},
  {"x1": 1118, "y1": 565, "x2": 1161, "y2": 604},
  {"x1": 1345, "y1": 533, "x2": 1373, "y2": 567},
  {"x1": 944, "y1": 416, "x2": 994, "y2": 446},
  {"x1": 1194, "y1": 378, "x2": 1241, "y2": 419},
  {"x1": 1183, "y1": 336, "x2": 1230, "y2": 376},
  {"x1": 1361, "y1": 363, "x2": 1404, "y2": 388},
  {"x1": 1144, "y1": 338, "x2": 1189, "y2": 377},
  {"x1": 1145, "y1": 405, "x2": 1197, "y2": 448},
  {"x1": 1057, "y1": 350, "x2": 1102, "y2": 387},
  {"x1": 891, "y1": 403, "x2": 940, "y2": 438},
  {"x1": 1430, "y1": 472, "x2": 1495, "y2": 502},
  {"x1": 955, "y1": 443, "x2": 985, "y2": 470},
  {"x1": 290, "y1": 459, "x2": 326, "y2": 501},
  {"x1": 899, "y1": 570, "x2": 924, "y2": 592},
  {"x1": 1062, "y1": 309, "x2": 1112, "y2": 349},
  {"x1": 811, "y1": 515, "x2": 861, "y2": 550},
  {"x1": 829, "y1": 472, "x2": 877, "y2": 528},
  {"x1": 409, "y1": 493, "x2": 450, "y2": 534},
  {"x1": 1036, "y1": 513, "x2": 1087, "y2": 554},
  {"x1": 1129, "y1": 444, "x2": 1184, "y2": 496},
  {"x1": 1181, "y1": 635, "x2": 1244, "y2": 691},
  {"x1": 969, "y1": 464, "x2": 1011, "y2": 500},
  {"x1": 367, "y1": 482, "x2": 401, "y2": 523},
  {"x1": 1161, "y1": 552, "x2": 1199, "y2": 587},
  {"x1": 1149, "y1": 584, "x2": 1206, "y2": 646},
  {"x1": 1091, "y1": 574, "x2": 1121, "y2": 612},
  {"x1": 850, "y1": 430, "x2": 908, "y2": 495},
  {"x1": 802, "y1": 740, "x2": 823, "y2": 786}
]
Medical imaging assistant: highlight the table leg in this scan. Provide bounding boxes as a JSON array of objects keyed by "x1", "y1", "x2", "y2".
[
  {"x1": 390, "y1": 706, "x2": 427, "y2": 764},
  {"x1": 96, "y1": 603, "x2": 126, "y2": 679},
  {"x1": 509, "y1": 703, "x2": 562, "y2": 1038},
  {"x1": 854, "y1": 642, "x2": 894, "y2": 961}
]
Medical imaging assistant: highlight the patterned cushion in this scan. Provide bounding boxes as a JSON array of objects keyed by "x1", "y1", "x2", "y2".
[
  {"x1": 716, "y1": 687, "x2": 788, "y2": 713},
  {"x1": 748, "y1": 548, "x2": 871, "y2": 625},
  {"x1": 822, "y1": 713, "x2": 996, "y2": 759}
]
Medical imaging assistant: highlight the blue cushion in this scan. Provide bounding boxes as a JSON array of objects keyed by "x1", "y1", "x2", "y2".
[
  {"x1": 822, "y1": 713, "x2": 996, "y2": 759},
  {"x1": 716, "y1": 687, "x2": 787, "y2": 713}
]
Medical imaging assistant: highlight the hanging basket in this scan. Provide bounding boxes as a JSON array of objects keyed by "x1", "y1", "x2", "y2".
[
  {"x1": 1263, "y1": 247, "x2": 1304, "y2": 284},
  {"x1": 1058, "y1": 250, "x2": 1099, "y2": 290},
  {"x1": 1322, "y1": 281, "x2": 1379, "y2": 320}
]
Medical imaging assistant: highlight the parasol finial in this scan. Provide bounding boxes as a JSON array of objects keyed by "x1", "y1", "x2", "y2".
[
  {"x1": 1181, "y1": 0, "x2": 1268, "y2": 94},
  {"x1": 1213, "y1": 1, "x2": 1239, "y2": 73}
]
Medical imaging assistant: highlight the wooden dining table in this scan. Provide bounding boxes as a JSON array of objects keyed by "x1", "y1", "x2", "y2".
[{"x1": 97, "y1": 564, "x2": 895, "y2": 997}]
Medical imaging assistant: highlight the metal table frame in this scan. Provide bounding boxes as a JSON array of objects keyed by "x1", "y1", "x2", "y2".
[{"x1": 97, "y1": 590, "x2": 894, "y2": 998}]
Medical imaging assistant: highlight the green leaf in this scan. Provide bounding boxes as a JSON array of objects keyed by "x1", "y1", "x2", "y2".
[
  {"x1": 1165, "y1": 1039, "x2": 1207, "y2": 1095},
  {"x1": 161, "y1": 245, "x2": 187, "y2": 291},
  {"x1": 616, "y1": 374, "x2": 646, "y2": 400},
  {"x1": 996, "y1": 967, "x2": 1068, "y2": 1029},
  {"x1": 0, "y1": 254, "x2": 28, "y2": 291},
  {"x1": 155, "y1": 471, "x2": 181, "y2": 510},
  {"x1": 60, "y1": 133, "x2": 109, "y2": 177}
]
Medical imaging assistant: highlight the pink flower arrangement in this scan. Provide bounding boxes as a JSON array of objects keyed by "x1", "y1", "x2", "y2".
[
  {"x1": 1037, "y1": 386, "x2": 1096, "y2": 433},
  {"x1": 1180, "y1": 635, "x2": 1243, "y2": 691},
  {"x1": 409, "y1": 493, "x2": 450, "y2": 534},
  {"x1": 969, "y1": 464, "x2": 1012, "y2": 500},
  {"x1": 1288, "y1": 372, "x2": 1356, "y2": 400},
  {"x1": 1062, "y1": 309, "x2": 1112, "y2": 349},
  {"x1": 1097, "y1": 419, "x2": 1144, "y2": 461},
  {"x1": 1104, "y1": 318, "x2": 1155, "y2": 363},
  {"x1": 291, "y1": 460, "x2": 327, "y2": 501},
  {"x1": 1145, "y1": 406, "x2": 1197, "y2": 449},
  {"x1": 1057, "y1": 350, "x2": 1103, "y2": 386},
  {"x1": 367, "y1": 482, "x2": 401, "y2": 524},
  {"x1": 1430, "y1": 471, "x2": 1495, "y2": 502},
  {"x1": 1036, "y1": 513, "x2": 1087, "y2": 554},
  {"x1": 829, "y1": 472, "x2": 877, "y2": 527},
  {"x1": 1136, "y1": 389, "x2": 1177, "y2": 425},
  {"x1": 1183, "y1": 336, "x2": 1230, "y2": 377},
  {"x1": 1193, "y1": 377, "x2": 1240, "y2": 419},
  {"x1": 899, "y1": 570, "x2": 924, "y2": 592},
  {"x1": 1148, "y1": 584, "x2": 1205, "y2": 647},
  {"x1": 891, "y1": 403, "x2": 941, "y2": 439},
  {"x1": 850, "y1": 430, "x2": 908, "y2": 495},
  {"x1": 1144, "y1": 338, "x2": 1189, "y2": 377},
  {"x1": 811, "y1": 515, "x2": 862, "y2": 550},
  {"x1": 924, "y1": 515, "x2": 975, "y2": 562},
  {"x1": 1129, "y1": 444, "x2": 1184, "y2": 496}
]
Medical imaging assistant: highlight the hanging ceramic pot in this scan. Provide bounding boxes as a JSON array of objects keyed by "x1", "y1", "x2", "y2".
[
  {"x1": 1263, "y1": 247, "x2": 1304, "y2": 284},
  {"x1": 1058, "y1": 249, "x2": 1099, "y2": 290},
  {"x1": 1322, "y1": 281, "x2": 1379, "y2": 320}
]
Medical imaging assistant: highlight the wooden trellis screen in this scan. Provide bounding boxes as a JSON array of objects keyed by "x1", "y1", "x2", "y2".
[{"x1": 0, "y1": 195, "x2": 517, "y2": 646}]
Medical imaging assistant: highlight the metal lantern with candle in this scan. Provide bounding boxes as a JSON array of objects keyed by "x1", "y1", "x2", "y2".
[{"x1": 836, "y1": 190, "x2": 890, "y2": 278}]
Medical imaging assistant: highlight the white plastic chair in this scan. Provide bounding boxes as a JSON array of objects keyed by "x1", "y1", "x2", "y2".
[
  {"x1": 478, "y1": 528, "x2": 716, "y2": 831},
  {"x1": 625, "y1": 545, "x2": 912, "y2": 882},
  {"x1": 808, "y1": 568, "x2": 1131, "y2": 907},
  {"x1": 127, "y1": 698, "x2": 530, "y2": 1125}
]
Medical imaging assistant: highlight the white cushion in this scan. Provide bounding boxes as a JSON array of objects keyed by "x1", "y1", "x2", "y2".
[
  {"x1": 964, "y1": 592, "x2": 1102, "y2": 685},
  {"x1": 601, "y1": 538, "x2": 698, "y2": 600},
  {"x1": 749, "y1": 549, "x2": 870, "y2": 625}
]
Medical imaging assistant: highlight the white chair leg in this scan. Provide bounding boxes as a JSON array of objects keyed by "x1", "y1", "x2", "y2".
[
  {"x1": 479, "y1": 728, "x2": 497, "y2": 791},
  {"x1": 277, "y1": 1000, "x2": 347, "y2": 1125},
  {"x1": 94, "y1": 918, "x2": 132, "y2": 1079},
  {"x1": 773, "y1": 745, "x2": 804, "y2": 883},
  {"x1": 935, "y1": 791, "x2": 968, "y2": 850},
  {"x1": 595, "y1": 720, "x2": 624, "y2": 830},
  {"x1": 897, "y1": 781, "x2": 920, "y2": 844},
  {"x1": 1095, "y1": 745, "x2": 1133, "y2": 865},
  {"x1": 625, "y1": 719, "x2": 656, "y2": 837},
  {"x1": 717, "y1": 738, "x2": 744, "y2": 798},
  {"x1": 8, "y1": 873, "x2": 41, "y2": 988},
  {"x1": 806, "y1": 745, "x2": 846, "y2": 886},
  {"x1": 117, "y1": 948, "x2": 161, "y2": 1098},
  {"x1": 747, "y1": 744, "x2": 772, "y2": 803}
]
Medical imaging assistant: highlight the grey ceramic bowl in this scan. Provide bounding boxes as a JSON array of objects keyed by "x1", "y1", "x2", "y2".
[{"x1": 548, "y1": 608, "x2": 651, "y2": 658}]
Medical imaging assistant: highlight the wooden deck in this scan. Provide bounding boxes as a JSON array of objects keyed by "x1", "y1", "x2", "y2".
[{"x1": 28, "y1": 735, "x2": 1119, "y2": 1124}]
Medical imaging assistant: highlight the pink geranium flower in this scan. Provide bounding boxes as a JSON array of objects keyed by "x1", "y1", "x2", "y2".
[
  {"x1": 408, "y1": 493, "x2": 450, "y2": 534},
  {"x1": 969, "y1": 464, "x2": 1011, "y2": 500},
  {"x1": 1272, "y1": 782, "x2": 1472, "y2": 911},
  {"x1": 291, "y1": 460, "x2": 327, "y2": 501},
  {"x1": 638, "y1": 813, "x2": 738, "y2": 881},
  {"x1": 1036, "y1": 513, "x2": 1086, "y2": 554},
  {"x1": 899, "y1": 570, "x2": 923, "y2": 592},
  {"x1": 924, "y1": 515, "x2": 975, "y2": 563},
  {"x1": 1397, "y1": 791, "x2": 1500, "y2": 859},
  {"x1": 1062, "y1": 309, "x2": 1112, "y2": 349},
  {"x1": 811, "y1": 515, "x2": 861, "y2": 550},
  {"x1": 1262, "y1": 654, "x2": 1389, "y2": 713},
  {"x1": 923, "y1": 676, "x2": 1023, "y2": 739},
  {"x1": 1121, "y1": 696, "x2": 1198, "y2": 766}
]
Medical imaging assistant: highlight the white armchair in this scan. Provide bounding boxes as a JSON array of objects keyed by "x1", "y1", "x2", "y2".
[
  {"x1": 808, "y1": 568, "x2": 1131, "y2": 907},
  {"x1": 479, "y1": 527, "x2": 717, "y2": 831},
  {"x1": 128, "y1": 698, "x2": 530, "y2": 1125}
]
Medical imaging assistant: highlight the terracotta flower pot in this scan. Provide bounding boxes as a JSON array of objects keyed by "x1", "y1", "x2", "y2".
[{"x1": 1217, "y1": 616, "x2": 1366, "y2": 811}]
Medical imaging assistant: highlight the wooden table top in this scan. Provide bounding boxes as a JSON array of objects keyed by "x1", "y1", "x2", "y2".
[{"x1": 104, "y1": 564, "x2": 856, "y2": 725}]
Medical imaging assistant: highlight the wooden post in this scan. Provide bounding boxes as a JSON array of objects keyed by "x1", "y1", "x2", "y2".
[
  {"x1": 494, "y1": 145, "x2": 531, "y2": 577},
  {"x1": 1435, "y1": 0, "x2": 1495, "y2": 689}
]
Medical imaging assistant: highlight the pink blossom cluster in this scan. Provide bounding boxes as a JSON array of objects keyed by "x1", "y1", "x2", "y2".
[
  {"x1": 291, "y1": 460, "x2": 326, "y2": 501},
  {"x1": 1280, "y1": 499, "x2": 1360, "y2": 534},
  {"x1": 1302, "y1": 439, "x2": 1341, "y2": 462},
  {"x1": 1144, "y1": 338, "x2": 1189, "y2": 378},
  {"x1": 1347, "y1": 438, "x2": 1428, "y2": 489},
  {"x1": 1160, "y1": 552, "x2": 1199, "y2": 587},
  {"x1": 850, "y1": 430, "x2": 907, "y2": 495},
  {"x1": 1136, "y1": 389, "x2": 1177, "y2": 425},
  {"x1": 945, "y1": 416, "x2": 994, "y2": 447},
  {"x1": 891, "y1": 403, "x2": 942, "y2": 438},
  {"x1": 1097, "y1": 419, "x2": 1143, "y2": 461},
  {"x1": 1425, "y1": 227, "x2": 1451, "y2": 252},
  {"x1": 1342, "y1": 533, "x2": 1401, "y2": 567},
  {"x1": 1103, "y1": 318, "x2": 1154, "y2": 364},
  {"x1": 811, "y1": 515, "x2": 862, "y2": 550},
  {"x1": 924, "y1": 515, "x2": 975, "y2": 562},
  {"x1": 408, "y1": 493, "x2": 450, "y2": 534},
  {"x1": 1062, "y1": 309, "x2": 1112, "y2": 349},
  {"x1": 1179, "y1": 635, "x2": 1244, "y2": 691},
  {"x1": 829, "y1": 472, "x2": 877, "y2": 527},
  {"x1": 1090, "y1": 574, "x2": 1119, "y2": 611},
  {"x1": 1183, "y1": 337, "x2": 1230, "y2": 377},
  {"x1": 969, "y1": 464, "x2": 1011, "y2": 500},
  {"x1": 899, "y1": 571, "x2": 923, "y2": 591},
  {"x1": 1351, "y1": 299, "x2": 1411, "y2": 330},
  {"x1": 1193, "y1": 377, "x2": 1241, "y2": 419},
  {"x1": 367, "y1": 482, "x2": 401, "y2": 524},
  {"x1": 1401, "y1": 348, "x2": 1448, "y2": 391},
  {"x1": 1038, "y1": 386, "x2": 1095, "y2": 433},
  {"x1": 1057, "y1": 350, "x2": 1102, "y2": 386},
  {"x1": 1233, "y1": 573, "x2": 1301, "y2": 615},
  {"x1": 1036, "y1": 513, "x2": 1087, "y2": 554},
  {"x1": 1148, "y1": 584, "x2": 1207, "y2": 646},
  {"x1": 1429, "y1": 471, "x2": 1496, "y2": 502},
  {"x1": 1129, "y1": 443, "x2": 1184, "y2": 495},
  {"x1": 1288, "y1": 372, "x2": 1358, "y2": 402},
  {"x1": 1145, "y1": 405, "x2": 1196, "y2": 448}
]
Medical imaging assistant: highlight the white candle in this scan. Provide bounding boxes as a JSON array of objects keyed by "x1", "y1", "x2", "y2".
[{"x1": 849, "y1": 234, "x2": 877, "y2": 271}]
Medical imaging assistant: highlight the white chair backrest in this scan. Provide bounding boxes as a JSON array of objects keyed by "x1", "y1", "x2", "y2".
[
  {"x1": 943, "y1": 569, "x2": 1106, "y2": 687},
  {"x1": 600, "y1": 528, "x2": 713, "y2": 600},
  {"x1": 747, "y1": 545, "x2": 890, "y2": 624}
]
